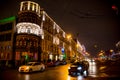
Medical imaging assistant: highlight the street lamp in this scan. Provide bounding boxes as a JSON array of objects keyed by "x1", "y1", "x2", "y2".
[{"x1": 67, "y1": 34, "x2": 72, "y2": 40}]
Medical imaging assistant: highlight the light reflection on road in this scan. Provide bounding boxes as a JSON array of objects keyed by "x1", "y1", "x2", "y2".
[
  {"x1": 17, "y1": 61, "x2": 99, "y2": 80},
  {"x1": 88, "y1": 61, "x2": 97, "y2": 77},
  {"x1": 68, "y1": 61, "x2": 98, "y2": 80},
  {"x1": 77, "y1": 75, "x2": 84, "y2": 80},
  {"x1": 88, "y1": 61, "x2": 109, "y2": 78},
  {"x1": 24, "y1": 74, "x2": 30, "y2": 80},
  {"x1": 18, "y1": 73, "x2": 30, "y2": 80},
  {"x1": 2, "y1": 60, "x2": 120, "y2": 80}
]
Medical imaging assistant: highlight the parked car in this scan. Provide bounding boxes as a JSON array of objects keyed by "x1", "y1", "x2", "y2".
[
  {"x1": 18, "y1": 62, "x2": 45, "y2": 73},
  {"x1": 68, "y1": 61, "x2": 89, "y2": 76},
  {"x1": 46, "y1": 61, "x2": 54, "y2": 67},
  {"x1": 46, "y1": 59, "x2": 55, "y2": 67},
  {"x1": 59, "y1": 60, "x2": 67, "y2": 65},
  {"x1": 46, "y1": 59, "x2": 62, "y2": 67},
  {"x1": 53, "y1": 60, "x2": 60, "y2": 66}
]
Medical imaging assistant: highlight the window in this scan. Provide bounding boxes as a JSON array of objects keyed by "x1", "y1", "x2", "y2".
[
  {"x1": 0, "y1": 33, "x2": 11, "y2": 41},
  {"x1": 22, "y1": 2, "x2": 28, "y2": 11},
  {"x1": 27, "y1": 28, "x2": 31, "y2": 34},
  {"x1": 0, "y1": 23, "x2": 13, "y2": 32},
  {"x1": 6, "y1": 53, "x2": 10, "y2": 59}
]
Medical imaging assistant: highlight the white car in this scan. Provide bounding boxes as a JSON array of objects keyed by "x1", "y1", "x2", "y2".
[{"x1": 18, "y1": 62, "x2": 45, "y2": 73}]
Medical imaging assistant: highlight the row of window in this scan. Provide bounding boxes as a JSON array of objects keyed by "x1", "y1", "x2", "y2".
[
  {"x1": 18, "y1": 12, "x2": 40, "y2": 24},
  {"x1": 0, "y1": 23, "x2": 13, "y2": 32},
  {"x1": 0, "y1": 46, "x2": 11, "y2": 50},
  {"x1": 42, "y1": 40, "x2": 59, "y2": 53},
  {"x1": 0, "y1": 53, "x2": 10, "y2": 60},
  {"x1": 19, "y1": 17, "x2": 38, "y2": 24},
  {"x1": 21, "y1": 1, "x2": 40, "y2": 14},
  {"x1": 16, "y1": 40, "x2": 38, "y2": 47},
  {"x1": 43, "y1": 13, "x2": 66, "y2": 38},
  {"x1": 0, "y1": 33, "x2": 12, "y2": 41}
]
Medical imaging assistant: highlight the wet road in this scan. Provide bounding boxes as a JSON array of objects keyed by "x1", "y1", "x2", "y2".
[{"x1": 1, "y1": 61, "x2": 120, "y2": 80}]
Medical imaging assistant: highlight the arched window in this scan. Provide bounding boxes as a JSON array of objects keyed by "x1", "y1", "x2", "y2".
[{"x1": 27, "y1": 28, "x2": 31, "y2": 34}]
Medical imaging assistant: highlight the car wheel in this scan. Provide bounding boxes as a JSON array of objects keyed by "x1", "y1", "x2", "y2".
[
  {"x1": 40, "y1": 67, "x2": 44, "y2": 71},
  {"x1": 29, "y1": 69, "x2": 32, "y2": 73},
  {"x1": 80, "y1": 71, "x2": 83, "y2": 75}
]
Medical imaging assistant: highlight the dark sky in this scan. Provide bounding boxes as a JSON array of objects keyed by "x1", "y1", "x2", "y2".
[{"x1": 0, "y1": 0, "x2": 120, "y2": 56}]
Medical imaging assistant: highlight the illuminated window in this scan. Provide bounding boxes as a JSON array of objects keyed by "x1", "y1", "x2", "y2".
[
  {"x1": 20, "y1": 41, "x2": 22, "y2": 46},
  {"x1": 63, "y1": 32, "x2": 65, "y2": 38},
  {"x1": 16, "y1": 22, "x2": 44, "y2": 36},
  {"x1": 24, "y1": 41, "x2": 26, "y2": 46},
  {"x1": 0, "y1": 53, "x2": 4, "y2": 59},
  {"x1": 16, "y1": 40, "x2": 19, "y2": 46},
  {"x1": 32, "y1": 3, "x2": 35, "y2": 11},
  {"x1": 42, "y1": 12, "x2": 45, "y2": 21},
  {"x1": 6, "y1": 53, "x2": 10, "y2": 59},
  {"x1": 27, "y1": 28, "x2": 31, "y2": 34},
  {"x1": 30, "y1": 3, "x2": 33, "y2": 10},
  {"x1": 22, "y1": 2, "x2": 28, "y2": 11},
  {"x1": 34, "y1": 4, "x2": 36, "y2": 12}
]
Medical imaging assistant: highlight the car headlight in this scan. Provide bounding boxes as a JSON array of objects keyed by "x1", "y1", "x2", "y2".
[
  {"x1": 19, "y1": 67, "x2": 21, "y2": 70},
  {"x1": 19, "y1": 67, "x2": 21, "y2": 69},
  {"x1": 77, "y1": 67, "x2": 82, "y2": 70},
  {"x1": 68, "y1": 67, "x2": 71, "y2": 69}
]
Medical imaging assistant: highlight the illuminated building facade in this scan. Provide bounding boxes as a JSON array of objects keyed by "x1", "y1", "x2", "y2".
[
  {"x1": 15, "y1": 1, "x2": 43, "y2": 65},
  {"x1": 0, "y1": 16, "x2": 16, "y2": 66},
  {"x1": 0, "y1": 1, "x2": 84, "y2": 67}
]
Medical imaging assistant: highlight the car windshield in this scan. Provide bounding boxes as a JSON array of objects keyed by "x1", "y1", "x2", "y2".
[
  {"x1": 26, "y1": 63, "x2": 34, "y2": 66},
  {"x1": 72, "y1": 62, "x2": 82, "y2": 65}
]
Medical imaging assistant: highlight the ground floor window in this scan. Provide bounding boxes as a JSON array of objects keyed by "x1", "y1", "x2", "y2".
[
  {"x1": 15, "y1": 51, "x2": 38, "y2": 65},
  {"x1": 0, "y1": 52, "x2": 11, "y2": 60}
]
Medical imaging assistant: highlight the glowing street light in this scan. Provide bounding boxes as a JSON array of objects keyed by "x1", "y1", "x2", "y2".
[
  {"x1": 67, "y1": 34, "x2": 72, "y2": 40},
  {"x1": 76, "y1": 44, "x2": 79, "y2": 48},
  {"x1": 110, "y1": 49, "x2": 114, "y2": 53}
]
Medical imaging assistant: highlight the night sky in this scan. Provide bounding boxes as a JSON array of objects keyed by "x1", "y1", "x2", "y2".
[{"x1": 0, "y1": 0, "x2": 120, "y2": 56}]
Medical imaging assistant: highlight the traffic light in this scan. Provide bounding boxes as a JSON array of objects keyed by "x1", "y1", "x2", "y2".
[
  {"x1": 112, "y1": 5, "x2": 117, "y2": 10},
  {"x1": 112, "y1": 5, "x2": 119, "y2": 15}
]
